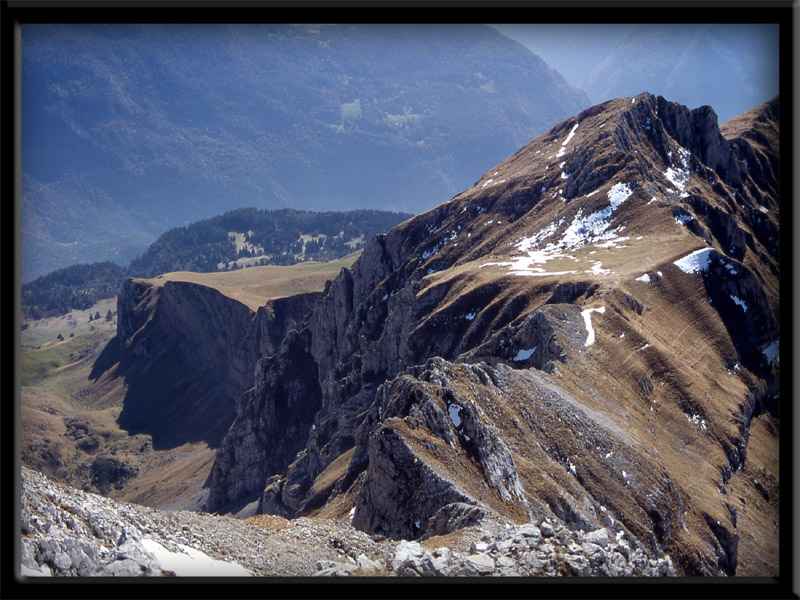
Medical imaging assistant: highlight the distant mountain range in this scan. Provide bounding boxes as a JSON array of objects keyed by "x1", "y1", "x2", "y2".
[
  {"x1": 21, "y1": 23, "x2": 590, "y2": 281},
  {"x1": 579, "y1": 24, "x2": 779, "y2": 124},
  {"x1": 493, "y1": 23, "x2": 778, "y2": 124}
]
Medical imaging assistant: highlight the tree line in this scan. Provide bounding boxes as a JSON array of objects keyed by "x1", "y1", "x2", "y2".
[
  {"x1": 22, "y1": 262, "x2": 128, "y2": 320},
  {"x1": 22, "y1": 208, "x2": 411, "y2": 320}
]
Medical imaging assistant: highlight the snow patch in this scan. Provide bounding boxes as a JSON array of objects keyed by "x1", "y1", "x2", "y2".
[
  {"x1": 512, "y1": 347, "x2": 537, "y2": 362},
  {"x1": 594, "y1": 236, "x2": 629, "y2": 249},
  {"x1": 673, "y1": 247, "x2": 714, "y2": 274},
  {"x1": 515, "y1": 219, "x2": 563, "y2": 253},
  {"x1": 635, "y1": 273, "x2": 651, "y2": 283},
  {"x1": 559, "y1": 183, "x2": 631, "y2": 249},
  {"x1": 581, "y1": 306, "x2": 605, "y2": 347},
  {"x1": 448, "y1": 404, "x2": 462, "y2": 429},
  {"x1": 513, "y1": 269, "x2": 581, "y2": 278},
  {"x1": 762, "y1": 340, "x2": 779, "y2": 364},
  {"x1": 556, "y1": 123, "x2": 579, "y2": 158},
  {"x1": 685, "y1": 413, "x2": 708, "y2": 433},
  {"x1": 488, "y1": 182, "x2": 632, "y2": 278},
  {"x1": 607, "y1": 182, "x2": 634, "y2": 209},
  {"x1": 141, "y1": 539, "x2": 255, "y2": 577},
  {"x1": 664, "y1": 147, "x2": 691, "y2": 198},
  {"x1": 730, "y1": 295, "x2": 748, "y2": 312},
  {"x1": 588, "y1": 261, "x2": 611, "y2": 276}
]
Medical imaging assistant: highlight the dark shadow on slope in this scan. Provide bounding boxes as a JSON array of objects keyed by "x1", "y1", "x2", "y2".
[
  {"x1": 701, "y1": 254, "x2": 778, "y2": 378},
  {"x1": 89, "y1": 332, "x2": 236, "y2": 450},
  {"x1": 88, "y1": 334, "x2": 121, "y2": 381}
]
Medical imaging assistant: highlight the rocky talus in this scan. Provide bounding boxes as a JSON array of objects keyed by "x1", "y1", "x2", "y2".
[{"x1": 21, "y1": 466, "x2": 675, "y2": 577}]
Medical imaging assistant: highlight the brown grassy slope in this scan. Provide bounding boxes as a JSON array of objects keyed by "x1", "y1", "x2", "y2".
[
  {"x1": 287, "y1": 95, "x2": 778, "y2": 575},
  {"x1": 139, "y1": 253, "x2": 360, "y2": 310}
]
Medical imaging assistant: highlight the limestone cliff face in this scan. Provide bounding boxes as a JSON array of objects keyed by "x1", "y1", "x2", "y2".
[
  {"x1": 95, "y1": 277, "x2": 319, "y2": 450},
  {"x1": 204, "y1": 94, "x2": 779, "y2": 575}
]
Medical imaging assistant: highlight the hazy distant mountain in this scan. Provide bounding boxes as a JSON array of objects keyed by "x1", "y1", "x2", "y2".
[
  {"x1": 492, "y1": 23, "x2": 778, "y2": 124},
  {"x1": 21, "y1": 23, "x2": 589, "y2": 281},
  {"x1": 579, "y1": 24, "x2": 778, "y2": 123},
  {"x1": 490, "y1": 24, "x2": 629, "y2": 86}
]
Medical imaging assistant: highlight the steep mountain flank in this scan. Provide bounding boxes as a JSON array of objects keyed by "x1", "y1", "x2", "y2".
[
  {"x1": 204, "y1": 93, "x2": 780, "y2": 576},
  {"x1": 22, "y1": 23, "x2": 589, "y2": 280}
]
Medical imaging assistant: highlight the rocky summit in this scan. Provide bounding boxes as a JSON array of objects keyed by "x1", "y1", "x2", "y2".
[{"x1": 21, "y1": 93, "x2": 780, "y2": 578}]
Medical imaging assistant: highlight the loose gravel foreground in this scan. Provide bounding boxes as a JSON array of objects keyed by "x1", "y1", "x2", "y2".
[{"x1": 20, "y1": 466, "x2": 675, "y2": 578}]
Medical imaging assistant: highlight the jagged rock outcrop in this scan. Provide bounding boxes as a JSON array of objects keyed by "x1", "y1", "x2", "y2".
[
  {"x1": 207, "y1": 326, "x2": 323, "y2": 512},
  {"x1": 200, "y1": 93, "x2": 780, "y2": 576}
]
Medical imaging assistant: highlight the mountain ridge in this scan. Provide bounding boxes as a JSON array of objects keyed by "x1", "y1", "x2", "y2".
[
  {"x1": 21, "y1": 92, "x2": 781, "y2": 577},
  {"x1": 198, "y1": 92, "x2": 779, "y2": 575}
]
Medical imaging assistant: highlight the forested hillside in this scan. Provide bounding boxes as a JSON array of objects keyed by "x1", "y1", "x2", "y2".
[
  {"x1": 22, "y1": 262, "x2": 128, "y2": 320},
  {"x1": 127, "y1": 208, "x2": 411, "y2": 277},
  {"x1": 22, "y1": 208, "x2": 410, "y2": 319}
]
